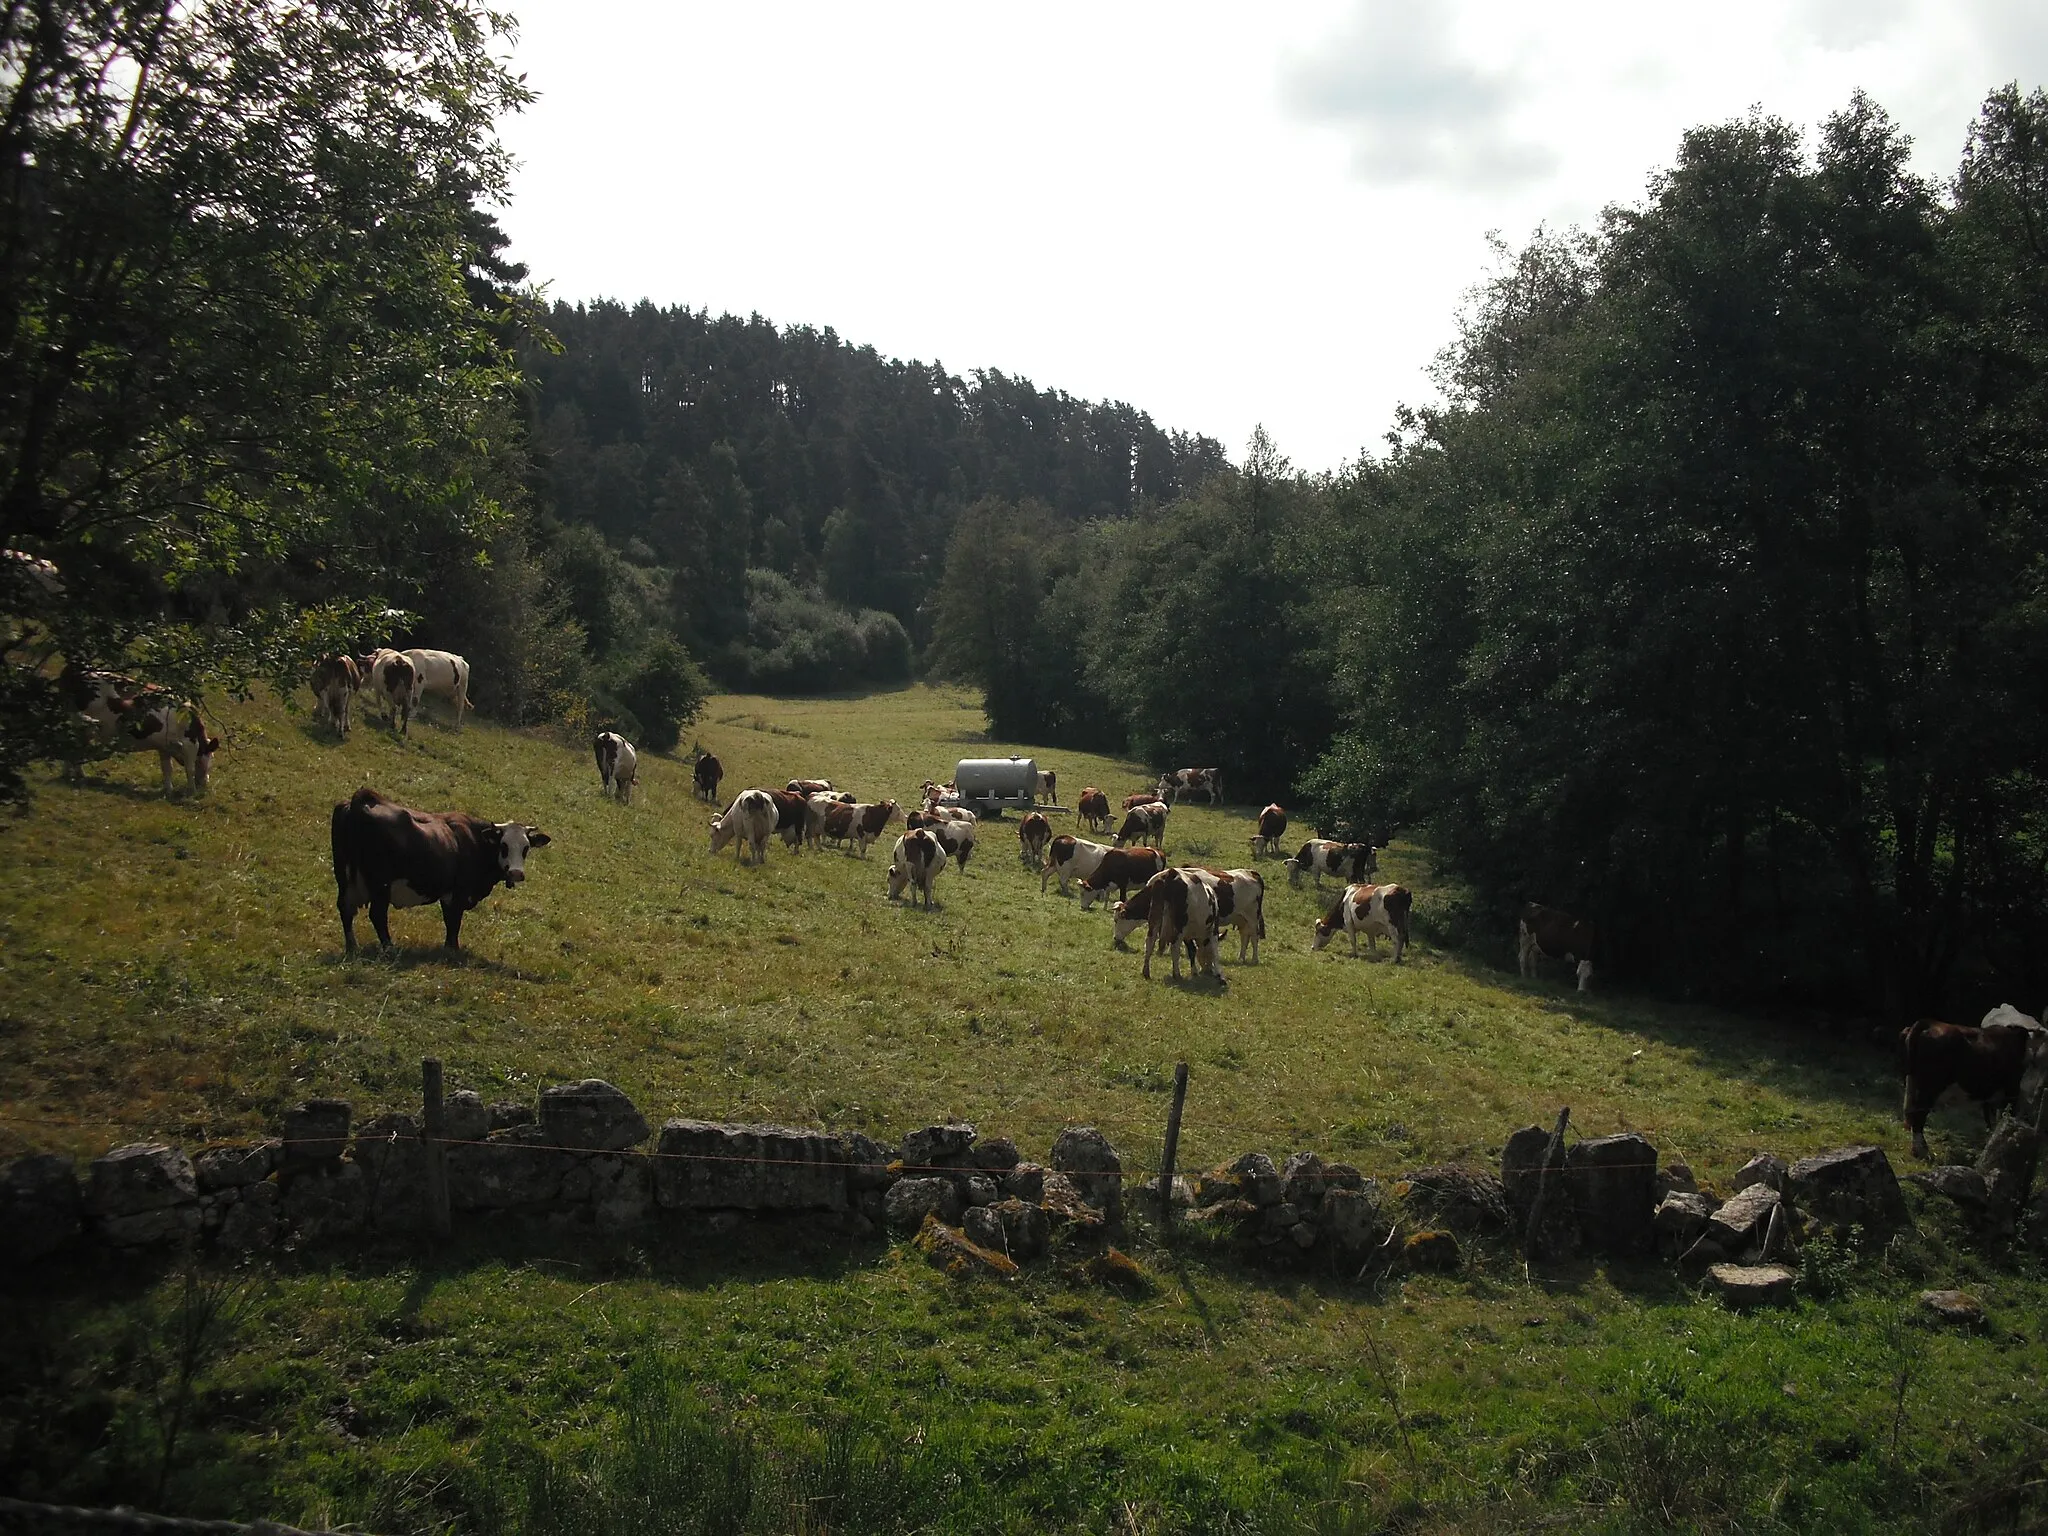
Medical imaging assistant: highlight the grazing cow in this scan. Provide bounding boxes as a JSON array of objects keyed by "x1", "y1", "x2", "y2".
[
  {"x1": 764, "y1": 788, "x2": 811, "y2": 849},
  {"x1": 1041, "y1": 834, "x2": 1114, "y2": 895},
  {"x1": 1285, "y1": 839, "x2": 1376, "y2": 888},
  {"x1": 1077, "y1": 787, "x2": 1111, "y2": 834},
  {"x1": 693, "y1": 752, "x2": 724, "y2": 802},
  {"x1": 1900, "y1": 1011, "x2": 2048, "y2": 1159},
  {"x1": 1250, "y1": 804, "x2": 1288, "y2": 859},
  {"x1": 920, "y1": 813, "x2": 975, "y2": 873},
  {"x1": 594, "y1": 731, "x2": 638, "y2": 802},
  {"x1": 1518, "y1": 904, "x2": 1595, "y2": 992},
  {"x1": 1036, "y1": 768, "x2": 1057, "y2": 804},
  {"x1": 403, "y1": 649, "x2": 470, "y2": 730},
  {"x1": 1139, "y1": 867, "x2": 1222, "y2": 983},
  {"x1": 330, "y1": 787, "x2": 548, "y2": 952},
  {"x1": 787, "y1": 778, "x2": 834, "y2": 796},
  {"x1": 848, "y1": 799, "x2": 901, "y2": 857},
  {"x1": 1075, "y1": 846, "x2": 1169, "y2": 908},
  {"x1": 1114, "y1": 801, "x2": 1168, "y2": 850},
  {"x1": 359, "y1": 649, "x2": 417, "y2": 735},
  {"x1": 1018, "y1": 810, "x2": 1052, "y2": 867},
  {"x1": 117, "y1": 694, "x2": 222, "y2": 797},
  {"x1": 1200, "y1": 867, "x2": 1266, "y2": 962},
  {"x1": 310, "y1": 655, "x2": 360, "y2": 738},
  {"x1": 1312, "y1": 883, "x2": 1412, "y2": 962},
  {"x1": 1122, "y1": 792, "x2": 1158, "y2": 811},
  {"x1": 1109, "y1": 882, "x2": 1156, "y2": 950},
  {"x1": 818, "y1": 800, "x2": 857, "y2": 849},
  {"x1": 1157, "y1": 767, "x2": 1222, "y2": 806},
  {"x1": 709, "y1": 789, "x2": 778, "y2": 864},
  {"x1": 887, "y1": 828, "x2": 945, "y2": 909},
  {"x1": 803, "y1": 791, "x2": 855, "y2": 847}
]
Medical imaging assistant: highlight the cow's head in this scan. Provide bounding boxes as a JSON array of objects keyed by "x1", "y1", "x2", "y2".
[
  {"x1": 1310, "y1": 903, "x2": 1343, "y2": 951},
  {"x1": 709, "y1": 813, "x2": 736, "y2": 855},
  {"x1": 495, "y1": 822, "x2": 550, "y2": 884},
  {"x1": 185, "y1": 714, "x2": 221, "y2": 792}
]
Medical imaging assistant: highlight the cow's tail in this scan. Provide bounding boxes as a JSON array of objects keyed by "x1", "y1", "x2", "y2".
[
  {"x1": 1385, "y1": 886, "x2": 1413, "y2": 942},
  {"x1": 330, "y1": 799, "x2": 354, "y2": 896}
]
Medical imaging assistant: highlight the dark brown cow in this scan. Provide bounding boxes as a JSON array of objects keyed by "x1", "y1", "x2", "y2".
[
  {"x1": 765, "y1": 788, "x2": 811, "y2": 849},
  {"x1": 311, "y1": 655, "x2": 360, "y2": 738},
  {"x1": 1251, "y1": 804, "x2": 1287, "y2": 859},
  {"x1": 1122, "y1": 791, "x2": 1157, "y2": 811},
  {"x1": 330, "y1": 787, "x2": 549, "y2": 952},
  {"x1": 1518, "y1": 903, "x2": 1595, "y2": 991},
  {"x1": 819, "y1": 800, "x2": 857, "y2": 848},
  {"x1": 693, "y1": 752, "x2": 724, "y2": 802},
  {"x1": 1077, "y1": 787, "x2": 1111, "y2": 834},
  {"x1": 1075, "y1": 846, "x2": 1168, "y2": 907},
  {"x1": 1115, "y1": 801, "x2": 1168, "y2": 850},
  {"x1": 787, "y1": 778, "x2": 834, "y2": 796},
  {"x1": 1900, "y1": 1012, "x2": 2048, "y2": 1159},
  {"x1": 1018, "y1": 810, "x2": 1052, "y2": 867}
]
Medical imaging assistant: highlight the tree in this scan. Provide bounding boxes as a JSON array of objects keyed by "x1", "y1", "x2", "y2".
[{"x1": 0, "y1": 0, "x2": 531, "y2": 798}]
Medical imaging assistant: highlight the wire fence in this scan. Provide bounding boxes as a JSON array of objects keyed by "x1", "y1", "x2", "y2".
[{"x1": 0, "y1": 1495, "x2": 351, "y2": 1536}]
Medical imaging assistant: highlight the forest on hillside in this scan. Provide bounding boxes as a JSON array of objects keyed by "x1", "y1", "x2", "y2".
[{"x1": 3, "y1": 0, "x2": 2045, "y2": 1017}]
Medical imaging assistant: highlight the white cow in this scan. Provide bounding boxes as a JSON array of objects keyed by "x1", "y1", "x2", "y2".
[
  {"x1": 1312, "y1": 882, "x2": 1413, "y2": 963},
  {"x1": 887, "y1": 828, "x2": 945, "y2": 909},
  {"x1": 404, "y1": 649, "x2": 471, "y2": 730},
  {"x1": 710, "y1": 789, "x2": 777, "y2": 865},
  {"x1": 595, "y1": 731, "x2": 638, "y2": 802},
  {"x1": 119, "y1": 695, "x2": 221, "y2": 797},
  {"x1": 1201, "y1": 866, "x2": 1266, "y2": 962},
  {"x1": 1041, "y1": 835, "x2": 1114, "y2": 895},
  {"x1": 1140, "y1": 867, "x2": 1222, "y2": 983},
  {"x1": 1284, "y1": 839, "x2": 1377, "y2": 888},
  {"x1": 359, "y1": 648, "x2": 417, "y2": 734}
]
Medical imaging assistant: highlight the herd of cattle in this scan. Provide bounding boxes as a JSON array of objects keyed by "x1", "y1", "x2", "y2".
[{"x1": 54, "y1": 647, "x2": 2048, "y2": 1159}]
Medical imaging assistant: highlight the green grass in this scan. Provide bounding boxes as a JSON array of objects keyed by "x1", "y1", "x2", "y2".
[{"x1": 1, "y1": 685, "x2": 2043, "y2": 1532}]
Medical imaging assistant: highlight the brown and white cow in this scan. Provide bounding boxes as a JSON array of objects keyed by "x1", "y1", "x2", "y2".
[
  {"x1": 1076, "y1": 846, "x2": 1169, "y2": 908},
  {"x1": 311, "y1": 655, "x2": 360, "y2": 738},
  {"x1": 764, "y1": 788, "x2": 811, "y2": 850},
  {"x1": 1077, "y1": 787, "x2": 1112, "y2": 834},
  {"x1": 359, "y1": 649, "x2": 417, "y2": 735},
  {"x1": 1312, "y1": 883, "x2": 1412, "y2": 962},
  {"x1": 709, "y1": 789, "x2": 778, "y2": 865},
  {"x1": 1157, "y1": 767, "x2": 1222, "y2": 806},
  {"x1": 803, "y1": 790, "x2": 858, "y2": 847},
  {"x1": 1018, "y1": 810, "x2": 1052, "y2": 867},
  {"x1": 594, "y1": 731, "x2": 638, "y2": 802},
  {"x1": 887, "y1": 828, "x2": 945, "y2": 909},
  {"x1": 848, "y1": 799, "x2": 901, "y2": 858},
  {"x1": 1041, "y1": 834, "x2": 1114, "y2": 895},
  {"x1": 1114, "y1": 801, "x2": 1168, "y2": 851},
  {"x1": 1518, "y1": 904, "x2": 1595, "y2": 991},
  {"x1": 403, "y1": 649, "x2": 470, "y2": 730},
  {"x1": 330, "y1": 787, "x2": 548, "y2": 952},
  {"x1": 1122, "y1": 791, "x2": 1157, "y2": 811},
  {"x1": 1900, "y1": 1009, "x2": 2048, "y2": 1159},
  {"x1": 1036, "y1": 768, "x2": 1057, "y2": 804},
  {"x1": 1109, "y1": 881, "x2": 1157, "y2": 950},
  {"x1": 787, "y1": 778, "x2": 834, "y2": 796},
  {"x1": 1285, "y1": 839, "x2": 1376, "y2": 888},
  {"x1": 1139, "y1": 867, "x2": 1222, "y2": 983},
  {"x1": 1250, "y1": 804, "x2": 1288, "y2": 860},
  {"x1": 119, "y1": 695, "x2": 221, "y2": 798},
  {"x1": 693, "y1": 752, "x2": 724, "y2": 802},
  {"x1": 919, "y1": 812, "x2": 975, "y2": 873},
  {"x1": 1199, "y1": 866, "x2": 1266, "y2": 962}
]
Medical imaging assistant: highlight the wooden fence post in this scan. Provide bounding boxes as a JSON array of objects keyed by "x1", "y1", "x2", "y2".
[
  {"x1": 1524, "y1": 1105, "x2": 1570, "y2": 1266},
  {"x1": 1157, "y1": 1061, "x2": 1190, "y2": 1230},
  {"x1": 422, "y1": 1057, "x2": 451, "y2": 1239}
]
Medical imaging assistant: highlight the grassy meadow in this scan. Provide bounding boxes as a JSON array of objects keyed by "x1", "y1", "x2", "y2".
[{"x1": 1, "y1": 685, "x2": 2043, "y2": 1532}]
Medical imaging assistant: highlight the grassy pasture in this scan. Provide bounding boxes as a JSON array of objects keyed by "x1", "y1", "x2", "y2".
[{"x1": 1, "y1": 684, "x2": 2042, "y2": 1532}]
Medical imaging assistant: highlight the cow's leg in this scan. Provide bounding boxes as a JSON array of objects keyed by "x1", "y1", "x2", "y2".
[
  {"x1": 1904, "y1": 1076, "x2": 1932, "y2": 1159},
  {"x1": 1392, "y1": 929, "x2": 1407, "y2": 965},
  {"x1": 1349, "y1": 930, "x2": 1359, "y2": 957},
  {"x1": 338, "y1": 896, "x2": 358, "y2": 954},
  {"x1": 1142, "y1": 926, "x2": 1156, "y2": 980},
  {"x1": 369, "y1": 895, "x2": 395, "y2": 950},
  {"x1": 442, "y1": 900, "x2": 464, "y2": 949},
  {"x1": 1575, "y1": 959, "x2": 1592, "y2": 991},
  {"x1": 159, "y1": 750, "x2": 176, "y2": 798}
]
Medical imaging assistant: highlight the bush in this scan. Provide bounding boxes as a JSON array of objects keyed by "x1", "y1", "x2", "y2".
[
  {"x1": 612, "y1": 638, "x2": 708, "y2": 753},
  {"x1": 710, "y1": 570, "x2": 913, "y2": 693}
]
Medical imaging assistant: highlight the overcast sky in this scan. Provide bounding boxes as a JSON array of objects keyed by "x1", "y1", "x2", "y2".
[{"x1": 496, "y1": 1, "x2": 2046, "y2": 474}]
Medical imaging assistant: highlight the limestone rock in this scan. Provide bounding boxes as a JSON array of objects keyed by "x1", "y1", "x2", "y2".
[
  {"x1": 1400, "y1": 1165, "x2": 1512, "y2": 1235},
  {"x1": 1786, "y1": 1146, "x2": 1910, "y2": 1240},
  {"x1": 962, "y1": 1205, "x2": 1007, "y2": 1253},
  {"x1": 539, "y1": 1079, "x2": 650, "y2": 1151},
  {"x1": 1039, "y1": 1172, "x2": 1108, "y2": 1240},
  {"x1": 282, "y1": 1161, "x2": 367, "y2": 1242},
  {"x1": 885, "y1": 1176, "x2": 962, "y2": 1233},
  {"x1": 914, "y1": 1213, "x2": 1017, "y2": 1279},
  {"x1": 1282, "y1": 1151, "x2": 1329, "y2": 1208},
  {"x1": 1289, "y1": 1220, "x2": 1319, "y2": 1250},
  {"x1": 969, "y1": 1136, "x2": 1021, "y2": 1172},
  {"x1": 1186, "y1": 1197, "x2": 1258, "y2": 1228},
  {"x1": 88, "y1": 1143, "x2": 196, "y2": 1219},
  {"x1": 488, "y1": 1100, "x2": 534, "y2": 1131},
  {"x1": 1732, "y1": 1154, "x2": 1788, "y2": 1194},
  {"x1": 282, "y1": 1099, "x2": 352, "y2": 1169},
  {"x1": 1708, "y1": 1263, "x2": 1796, "y2": 1307},
  {"x1": 1699, "y1": 1181, "x2": 1779, "y2": 1260},
  {"x1": 1566, "y1": 1132, "x2": 1659, "y2": 1255},
  {"x1": 1074, "y1": 1247, "x2": 1153, "y2": 1294},
  {"x1": 101, "y1": 1204, "x2": 201, "y2": 1246},
  {"x1": 1908, "y1": 1166, "x2": 1989, "y2": 1210},
  {"x1": 1260, "y1": 1201, "x2": 1303, "y2": 1239},
  {"x1": 962, "y1": 1173, "x2": 999, "y2": 1208},
  {"x1": 1403, "y1": 1229, "x2": 1461, "y2": 1272},
  {"x1": 1320, "y1": 1183, "x2": 1394, "y2": 1258},
  {"x1": 215, "y1": 1180, "x2": 278, "y2": 1251},
  {"x1": 560, "y1": 1152, "x2": 653, "y2": 1230},
  {"x1": 442, "y1": 1090, "x2": 491, "y2": 1144},
  {"x1": 351, "y1": 1112, "x2": 426, "y2": 1232},
  {"x1": 1002, "y1": 1162, "x2": 1047, "y2": 1203},
  {"x1": 1501, "y1": 1124, "x2": 1565, "y2": 1227},
  {"x1": 1975, "y1": 1113, "x2": 2041, "y2": 1239},
  {"x1": 840, "y1": 1132, "x2": 895, "y2": 1192},
  {"x1": 654, "y1": 1121, "x2": 848, "y2": 1211},
  {"x1": 1230, "y1": 1151, "x2": 1285, "y2": 1206},
  {"x1": 193, "y1": 1141, "x2": 278, "y2": 1192},
  {"x1": 1050, "y1": 1126, "x2": 1123, "y2": 1216},
  {"x1": 3, "y1": 1154, "x2": 82, "y2": 1262},
  {"x1": 1323, "y1": 1162, "x2": 1366, "y2": 1192},
  {"x1": 448, "y1": 1123, "x2": 569, "y2": 1210},
  {"x1": 1919, "y1": 1289, "x2": 1984, "y2": 1327},
  {"x1": 992, "y1": 1198, "x2": 1049, "y2": 1261},
  {"x1": 899, "y1": 1123, "x2": 975, "y2": 1169},
  {"x1": 1654, "y1": 1192, "x2": 1715, "y2": 1258},
  {"x1": 1655, "y1": 1161, "x2": 1699, "y2": 1200}
]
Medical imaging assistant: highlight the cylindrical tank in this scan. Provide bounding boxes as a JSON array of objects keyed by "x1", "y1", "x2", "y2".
[{"x1": 952, "y1": 757, "x2": 1038, "y2": 798}]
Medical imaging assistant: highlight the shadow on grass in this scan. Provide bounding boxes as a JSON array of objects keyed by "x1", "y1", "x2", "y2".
[{"x1": 319, "y1": 947, "x2": 550, "y2": 983}]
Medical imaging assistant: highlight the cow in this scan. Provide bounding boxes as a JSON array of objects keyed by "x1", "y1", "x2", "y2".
[
  {"x1": 1109, "y1": 882, "x2": 1156, "y2": 950},
  {"x1": 1075, "y1": 846, "x2": 1169, "y2": 908},
  {"x1": 1077, "y1": 787, "x2": 1111, "y2": 834},
  {"x1": 1157, "y1": 767, "x2": 1222, "y2": 806},
  {"x1": 1312, "y1": 883, "x2": 1413, "y2": 963},
  {"x1": 116, "y1": 694, "x2": 221, "y2": 798},
  {"x1": 693, "y1": 752, "x2": 724, "y2": 802},
  {"x1": 330, "y1": 787, "x2": 549, "y2": 952},
  {"x1": 1036, "y1": 768, "x2": 1057, "y2": 804},
  {"x1": 920, "y1": 813, "x2": 975, "y2": 873},
  {"x1": 1114, "y1": 801, "x2": 1168, "y2": 850},
  {"x1": 887, "y1": 828, "x2": 945, "y2": 909},
  {"x1": 818, "y1": 800, "x2": 857, "y2": 849},
  {"x1": 787, "y1": 778, "x2": 834, "y2": 796},
  {"x1": 310, "y1": 655, "x2": 360, "y2": 738},
  {"x1": 403, "y1": 649, "x2": 470, "y2": 730},
  {"x1": 359, "y1": 649, "x2": 417, "y2": 735},
  {"x1": 709, "y1": 789, "x2": 777, "y2": 864},
  {"x1": 1041, "y1": 834, "x2": 1114, "y2": 895},
  {"x1": 1250, "y1": 804, "x2": 1288, "y2": 860},
  {"x1": 764, "y1": 788, "x2": 811, "y2": 850},
  {"x1": 1139, "y1": 867, "x2": 1222, "y2": 983},
  {"x1": 594, "y1": 731, "x2": 638, "y2": 802},
  {"x1": 1200, "y1": 866, "x2": 1266, "y2": 962},
  {"x1": 848, "y1": 799, "x2": 901, "y2": 857},
  {"x1": 1900, "y1": 1010, "x2": 2048, "y2": 1159},
  {"x1": 1285, "y1": 839, "x2": 1377, "y2": 888},
  {"x1": 1018, "y1": 810, "x2": 1052, "y2": 868},
  {"x1": 1518, "y1": 904, "x2": 1595, "y2": 992},
  {"x1": 803, "y1": 791, "x2": 856, "y2": 847},
  {"x1": 1122, "y1": 792, "x2": 1158, "y2": 811}
]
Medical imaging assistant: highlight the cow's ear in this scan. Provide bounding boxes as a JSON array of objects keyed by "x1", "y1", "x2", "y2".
[{"x1": 525, "y1": 828, "x2": 551, "y2": 847}]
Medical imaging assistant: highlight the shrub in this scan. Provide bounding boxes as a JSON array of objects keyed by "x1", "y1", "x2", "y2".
[{"x1": 612, "y1": 638, "x2": 708, "y2": 753}]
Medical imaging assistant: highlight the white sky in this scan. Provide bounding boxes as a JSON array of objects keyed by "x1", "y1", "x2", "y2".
[{"x1": 496, "y1": 1, "x2": 2047, "y2": 475}]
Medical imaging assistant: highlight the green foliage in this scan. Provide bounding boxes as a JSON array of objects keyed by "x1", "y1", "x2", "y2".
[
  {"x1": 613, "y1": 637, "x2": 709, "y2": 753},
  {"x1": 709, "y1": 570, "x2": 911, "y2": 694}
]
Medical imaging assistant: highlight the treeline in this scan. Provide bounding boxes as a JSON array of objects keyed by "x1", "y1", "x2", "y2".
[{"x1": 928, "y1": 88, "x2": 2048, "y2": 1018}]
